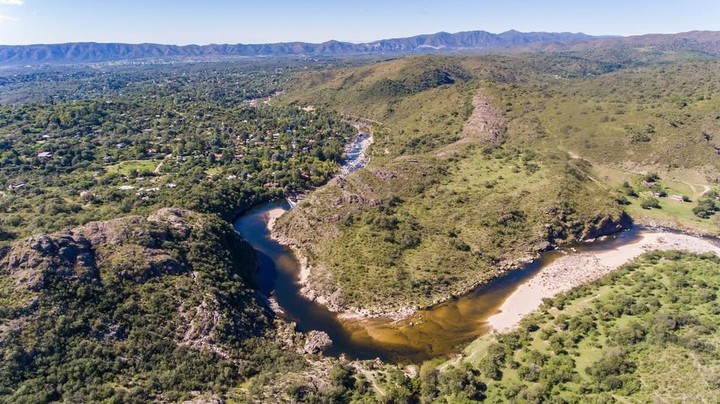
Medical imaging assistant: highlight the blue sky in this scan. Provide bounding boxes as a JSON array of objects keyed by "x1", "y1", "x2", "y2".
[{"x1": 0, "y1": 0, "x2": 718, "y2": 45}]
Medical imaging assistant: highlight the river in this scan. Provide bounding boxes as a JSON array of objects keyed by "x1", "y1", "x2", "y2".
[
  {"x1": 233, "y1": 132, "x2": 719, "y2": 363},
  {"x1": 234, "y1": 206, "x2": 651, "y2": 363}
]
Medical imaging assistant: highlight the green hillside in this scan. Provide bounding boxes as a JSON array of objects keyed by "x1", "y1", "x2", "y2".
[
  {"x1": 0, "y1": 209, "x2": 305, "y2": 402},
  {"x1": 274, "y1": 55, "x2": 628, "y2": 315},
  {"x1": 488, "y1": 59, "x2": 720, "y2": 233}
]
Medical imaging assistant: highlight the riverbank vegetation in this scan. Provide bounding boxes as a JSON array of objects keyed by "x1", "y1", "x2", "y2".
[
  {"x1": 244, "y1": 251, "x2": 720, "y2": 402},
  {"x1": 453, "y1": 250, "x2": 720, "y2": 402}
]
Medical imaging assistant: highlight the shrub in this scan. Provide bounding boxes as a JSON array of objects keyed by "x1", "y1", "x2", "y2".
[{"x1": 640, "y1": 197, "x2": 660, "y2": 209}]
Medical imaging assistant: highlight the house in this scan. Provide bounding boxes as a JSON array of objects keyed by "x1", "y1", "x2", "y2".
[{"x1": 37, "y1": 151, "x2": 53, "y2": 159}]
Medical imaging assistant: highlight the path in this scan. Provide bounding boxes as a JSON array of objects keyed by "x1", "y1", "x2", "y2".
[
  {"x1": 565, "y1": 148, "x2": 713, "y2": 196},
  {"x1": 154, "y1": 154, "x2": 171, "y2": 174},
  {"x1": 340, "y1": 113, "x2": 384, "y2": 126}
]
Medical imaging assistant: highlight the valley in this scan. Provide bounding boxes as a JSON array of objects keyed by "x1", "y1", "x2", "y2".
[{"x1": 1, "y1": 29, "x2": 720, "y2": 402}]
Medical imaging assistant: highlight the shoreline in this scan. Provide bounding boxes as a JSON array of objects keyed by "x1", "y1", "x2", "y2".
[
  {"x1": 270, "y1": 222, "x2": 546, "y2": 322},
  {"x1": 271, "y1": 224, "x2": 720, "y2": 327},
  {"x1": 264, "y1": 206, "x2": 320, "y2": 312},
  {"x1": 264, "y1": 206, "x2": 287, "y2": 232},
  {"x1": 269, "y1": 228, "x2": 419, "y2": 321},
  {"x1": 487, "y1": 231, "x2": 720, "y2": 333}
]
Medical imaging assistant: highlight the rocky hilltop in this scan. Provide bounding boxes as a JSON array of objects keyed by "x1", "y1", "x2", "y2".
[{"x1": 0, "y1": 208, "x2": 284, "y2": 401}]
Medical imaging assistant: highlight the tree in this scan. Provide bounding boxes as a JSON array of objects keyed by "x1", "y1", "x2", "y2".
[{"x1": 640, "y1": 197, "x2": 660, "y2": 209}]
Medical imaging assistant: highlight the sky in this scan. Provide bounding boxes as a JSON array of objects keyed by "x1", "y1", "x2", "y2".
[{"x1": 0, "y1": 0, "x2": 718, "y2": 46}]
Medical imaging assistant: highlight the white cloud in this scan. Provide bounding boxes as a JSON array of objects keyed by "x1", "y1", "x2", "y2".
[
  {"x1": 0, "y1": 14, "x2": 18, "y2": 21},
  {"x1": 0, "y1": 0, "x2": 24, "y2": 5}
]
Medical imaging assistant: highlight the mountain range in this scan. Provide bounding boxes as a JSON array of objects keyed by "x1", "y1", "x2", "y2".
[{"x1": 1, "y1": 30, "x2": 719, "y2": 66}]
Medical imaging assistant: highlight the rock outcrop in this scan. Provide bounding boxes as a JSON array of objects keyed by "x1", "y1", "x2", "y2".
[
  {"x1": 303, "y1": 330, "x2": 333, "y2": 354},
  {"x1": 0, "y1": 208, "x2": 273, "y2": 401}
]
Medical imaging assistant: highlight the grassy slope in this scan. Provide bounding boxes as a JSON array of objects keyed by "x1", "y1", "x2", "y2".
[
  {"x1": 492, "y1": 59, "x2": 720, "y2": 234},
  {"x1": 452, "y1": 251, "x2": 720, "y2": 402},
  {"x1": 273, "y1": 55, "x2": 625, "y2": 314}
]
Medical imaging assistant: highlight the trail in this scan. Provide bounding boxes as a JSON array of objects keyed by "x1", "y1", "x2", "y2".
[
  {"x1": 566, "y1": 150, "x2": 605, "y2": 186},
  {"x1": 340, "y1": 113, "x2": 384, "y2": 126},
  {"x1": 154, "y1": 160, "x2": 164, "y2": 174}
]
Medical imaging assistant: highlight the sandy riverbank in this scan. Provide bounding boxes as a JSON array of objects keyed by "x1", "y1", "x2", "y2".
[
  {"x1": 264, "y1": 206, "x2": 287, "y2": 232},
  {"x1": 487, "y1": 231, "x2": 720, "y2": 332}
]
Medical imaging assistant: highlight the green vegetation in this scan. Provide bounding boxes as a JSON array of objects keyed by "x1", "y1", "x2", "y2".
[
  {"x1": 694, "y1": 189, "x2": 720, "y2": 219},
  {"x1": 0, "y1": 209, "x2": 307, "y2": 402},
  {"x1": 273, "y1": 51, "x2": 720, "y2": 315},
  {"x1": 453, "y1": 251, "x2": 720, "y2": 402},
  {"x1": 0, "y1": 62, "x2": 355, "y2": 244},
  {"x1": 2, "y1": 47, "x2": 720, "y2": 402},
  {"x1": 491, "y1": 58, "x2": 720, "y2": 234},
  {"x1": 275, "y1": 55, "x2": 627, "y2": 314}
]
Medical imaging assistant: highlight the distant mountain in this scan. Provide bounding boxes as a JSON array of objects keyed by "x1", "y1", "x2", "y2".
[
  {"x1": 2, "y1": 30, "x2": 719, "y2": 66},
  {"x1": 531, "y1": 30, "x2": 720, "y2": 56},
  {"x1": 0, "y1": 30, "x2": 595, "y2": 66}
]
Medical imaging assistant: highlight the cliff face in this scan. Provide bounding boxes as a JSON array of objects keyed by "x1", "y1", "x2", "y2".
[
  {"x1": 580, "y1": 211, "x2": 633, "y2": 240},
  {"x1": 0, "y1": 208, "x2": 281, "y2": 401}
]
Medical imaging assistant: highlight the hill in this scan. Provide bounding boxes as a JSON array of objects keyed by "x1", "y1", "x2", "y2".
[
  {"x1": 271, "y1": 48, "x2": 720, "y2": 317},
  {"x1": 3, "y1": 30, "x2": 720, "y2": 67},
  {"x1": 0, "y1": 208, "x2": 306, "y2": 401},
  {"x1": 272, "y1": 55, "x2": 628, "y2": 317}
]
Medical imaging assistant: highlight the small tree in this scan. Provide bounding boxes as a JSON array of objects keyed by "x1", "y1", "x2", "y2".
[{"x1": 640, "y1": 197, "x2": 660, "y2": 209}]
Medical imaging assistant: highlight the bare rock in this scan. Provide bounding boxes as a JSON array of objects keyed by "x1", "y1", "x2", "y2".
[
  {"x1": 303, "y1": 330, "x2": 332, "y2": 354},
  {"x1": 371, "y1": 170, "x2": 397, "y2": 180}
]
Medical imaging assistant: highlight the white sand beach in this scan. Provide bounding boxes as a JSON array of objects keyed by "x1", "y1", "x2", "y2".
[{"x1": 487, "y1": 231, "x2": 720, "y2": 332}]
